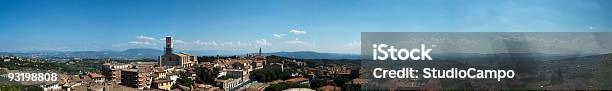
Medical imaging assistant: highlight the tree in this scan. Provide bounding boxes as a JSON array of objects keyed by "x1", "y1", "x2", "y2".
[
  {"x1": 310, "y1": 79, "x2": 331, "y2": 89},
  {"x1": 195, "y1": 67, "x2": 220, "y2": 85},
  {"x1": 596, "y1": 54, "x2": 612, "y2": 89},
  {"x1": 0, "y1": 84, "x2": 43, "y2": 91},
  {"x1": 177, "y1": 72, "x2": 194, "y2": 86},
  {"x1": 250, "y1": 65, "x2": 294, "y2": 82},
  {"x1": 333, "y1": 77, "x2": 350, "y2": 88}
]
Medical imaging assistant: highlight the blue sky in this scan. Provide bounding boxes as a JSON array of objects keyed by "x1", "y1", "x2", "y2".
[{"x1": 0, "y1": 0, "x2": 611, "y2": 54}]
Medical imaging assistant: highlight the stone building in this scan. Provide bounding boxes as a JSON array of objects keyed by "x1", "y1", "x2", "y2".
[{"x1": 159, "y1": 36, "x2": 197, "y2": 68}]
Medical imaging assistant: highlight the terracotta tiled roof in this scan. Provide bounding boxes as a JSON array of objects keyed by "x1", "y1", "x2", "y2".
[
  {"x1": 285, "y1": 77, "x2": 309, "y2": 83},
  {"x1": 351, "y1": 78, "x2": 367, "y2": 85},
  {"x1": 88, "y1": 73, "x2": 105, "y2": 78},
  {"x1": 317, "y1": 85, "x2": 341, "y2": 91}
]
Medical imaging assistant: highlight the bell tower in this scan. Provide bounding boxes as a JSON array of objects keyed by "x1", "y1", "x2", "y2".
[{"x1": 165, "y1": 36, "x2": 173, "y2": 55}]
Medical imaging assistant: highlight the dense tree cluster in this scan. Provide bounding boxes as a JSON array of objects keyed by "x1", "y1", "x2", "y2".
[
  {"x1": 0, "y1": 85, "x2": 43, "y2": 91},
  {"x1": 195, "y1": 67, "x2": 220, "y2": 85},
  {"x1": 0, "y1": 77, "x2": 42, "y2": 91},
  {"x1": 0, "y1": 59, "x2": 103, "y2": 75},
  {"x1": 250, "y1": 65, "x2": 295, "y2": 82}
]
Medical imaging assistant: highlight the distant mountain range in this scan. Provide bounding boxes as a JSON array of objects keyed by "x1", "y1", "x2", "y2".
[
  {"x1": 0, "y1": 48, "x2": 164, "y2": 59},
  {"x1": 264, "y1": 51, "x2": 360, "y2": 60},
  {"x1": 0, "y1": 48, "x2": 361, "y2": 59}
]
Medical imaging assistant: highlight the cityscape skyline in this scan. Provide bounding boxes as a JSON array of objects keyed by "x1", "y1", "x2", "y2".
[{"x1": 1, "y1": 0, "x2": 612, "y2": 54}]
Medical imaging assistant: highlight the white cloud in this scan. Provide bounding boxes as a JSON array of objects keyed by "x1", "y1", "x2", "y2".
[
  {"x1": 290, "y1": 29, "x2": 306, "y2": 35},
  {"x1": 255, "y1": 39, "x2": 271, "y2": 46},
  {"x1": 286, "y1": 38, "x2": 307, "y2": 45},
  {"x1": 346, "y1": 41, "x2": 361, "y2": 47},
  {"x1": 272, "y1": 33, "x2": 286, "y2": 38},
  {"x1": 136, "y1": 35, "x2": 156, "y2": 41},
  {"x1": 236, "y1": 42, "x2": 244, "y2": 46},
  {"x1": 119, "y1": 35, "x2": 278, "y2": 50},
  {"x1": 193, "y1": 40, "x2": 218, "y2": 46},
  {"x1": 127, "y1": 35, "x2": 159, "y2": 45},
  {"x1": 194, "y1": 39, "x2": 270, "y2": 47},
  {"x1": 114, "y1": 35, "x2": 195, "y2": 50},
  {"x1": 175, "y1": 40, "x2": 186, "y2": 44},
  {"x1": 221, "y1": 42, "x2": 249, "y2": 47},
  {"x1": 112, "y1": 44, "x2": 128, "y2": 47},
  {"x1": 223, "y1": 42, "x2": 235, "y2": 46},
  {"x1": 128, "y1": 41, "x2": 153, "y2": 45}
]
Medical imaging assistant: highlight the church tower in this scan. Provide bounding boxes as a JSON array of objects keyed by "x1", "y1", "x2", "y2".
[
  {"x1": 254, "y1": 47, "x2": 267, "y2": 67},
  {"x1": 164, "y1": 36, "x2": 173, "y2": 55}
]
